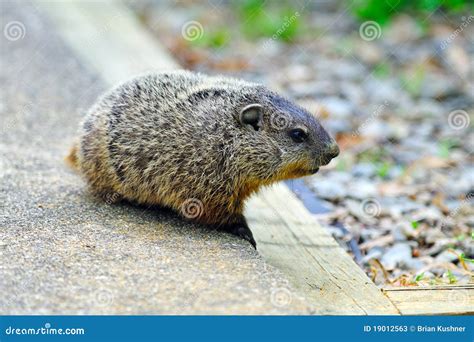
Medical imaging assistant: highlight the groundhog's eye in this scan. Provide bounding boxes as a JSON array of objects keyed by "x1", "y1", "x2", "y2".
[{"x1": 289, "y1": 128, "x2": 308, "y2": 143}]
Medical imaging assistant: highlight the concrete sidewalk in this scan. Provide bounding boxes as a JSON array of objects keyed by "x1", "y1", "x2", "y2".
[{"x1": 0, "y1": 1, "x2": 310, "y2": 314}]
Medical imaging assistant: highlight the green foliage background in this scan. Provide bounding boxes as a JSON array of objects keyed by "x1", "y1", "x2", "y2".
[{"x1": 353, "y1": 0, "x2": 471, "y2": 24}]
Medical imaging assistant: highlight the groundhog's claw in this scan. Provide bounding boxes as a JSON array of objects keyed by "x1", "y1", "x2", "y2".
[
  {"x1": 227, "y1": 225, "x2": 257, "y2": 249},
  {"x1": 239, "y1": 226, "x2": 257, "y2": 250}
]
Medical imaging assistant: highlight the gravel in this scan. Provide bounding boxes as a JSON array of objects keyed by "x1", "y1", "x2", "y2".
[{"x1": 131, "y1": 1, "x2": 473, "y2": 286}]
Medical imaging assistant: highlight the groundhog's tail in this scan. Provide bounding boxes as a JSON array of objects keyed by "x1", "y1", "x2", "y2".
[{"x1": 65, "y1": 143, "x2": 79, "y2": 170}]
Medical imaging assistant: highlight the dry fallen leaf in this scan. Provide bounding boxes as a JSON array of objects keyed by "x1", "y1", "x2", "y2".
[
  {"x1": 432, "y1": 192, "x2": 450, "y2": 214},
  {"x1": 335, "y1": 132, "x2": 366, "y2": 150}
]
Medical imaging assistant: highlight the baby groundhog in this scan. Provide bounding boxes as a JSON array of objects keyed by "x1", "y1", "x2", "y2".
[{"x1": 67, "y1": 70, "x2": 339, "y2": 248}]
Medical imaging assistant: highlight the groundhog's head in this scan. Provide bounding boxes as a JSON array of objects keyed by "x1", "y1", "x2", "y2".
[{"x1": 234, "y1": 85, "x2": 339, "y2": 183}]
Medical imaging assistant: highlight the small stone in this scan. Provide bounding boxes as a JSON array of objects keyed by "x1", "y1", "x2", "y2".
[
  {"x1": 330, "y1": 61, "x2": 364, "y2": 81},
  {"x1": 362, "y1": 247, "x2": 383, "y2": 264},
  {"x1": 435, "y1": 249, "x2": 462, "y2": 263},
  {"x1": 387, "y1": 199, "x2": 423, "y2": 219},
  {"x1": 365, "y1": 78, "x2": 412, "y2": 106},
  {"x1": 321, "y1": 97, "x2": 353, "y2": 118},
  {"x1": 324, "y1": 118, "x2": 352, "y2": 133},
  {"x1": 257, "y1": 38, "x2": 283, "y2": 57},
  {"x1": 354, "y1": 42, "x2": 383, "y2": 65},
  {"x1": 445, "y1": 173, "x2": 472, "y2": 197},
  {"x1": 444, "y1": 45, "x2": 470, "y2": 79},
  {"x1": 327, "y1": 171, "x2": 353, "y2": 184},
  {"x1": 288, "y1": 80, "x2": 338, "y2": 98},
  {"x1": 282, "y1": 64, "x2": 313, "y2": 82},
  {"x1": 412, "y1": 206, "x2": 443, "y2": 223},
  {"x1": 339, "y1": 83, "x2": 365, "y2": 106},
  {"x1": 351, "y1": 163, "x2": 376, "y2": 178},
  {"x1": 359, "y1": 120, "x2": 391, "y2": 140},
  {"x1": 400, "y1": 258, "x2": 425, "y2": 271},
  {"x1": 325, "y1": 225, "x2": 345, "y2": 239},
  {"x1": 345, "y1": 199, "x2": 377, "y2": 224},
  {"x1": 311, "y1": 179, "x2": 347, "y2": 200},
  {"x1": 412, "y1": 99, "x2": 444, "y2": 118},
  {"x1": 423, "y1": 271, "x2": 435, "y2": 279},
  {"x1": 392, "y1": 224, "x2": 409, "y2": 242},
  {"x1": 420, "y1": 73, "x2": 459, "y2": 99},
  {"x1": 347, "y1": 181, "x2": 377, "y2": 200},
  {"x1": 445, "y1": 200, "x2": 462, "y2": 212},
  {"x1": 381, "y1": 243, "x2": 412, "y2": 270},
  {"x1": 385, "y1": 15, "x2": 423, "y2": 44}
]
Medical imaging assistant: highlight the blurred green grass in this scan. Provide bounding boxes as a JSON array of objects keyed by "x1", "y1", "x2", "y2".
[
  {"x1": 353, "y1": 0, "x2": 471, "y2": 25},
  {"x1": 234, "y1": 0, "x2": 301, "y2": 41},
  {"x1": 191, "y1": 0, "x2": 303, "y2": 48},
  {"x1": 190, "y1": 0, "x2": 472, "y2": 49}
]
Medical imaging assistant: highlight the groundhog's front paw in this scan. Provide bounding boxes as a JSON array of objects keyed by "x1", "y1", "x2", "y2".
[{"x1": 226, "y1": 224, "x2": 257, "y2": 249}]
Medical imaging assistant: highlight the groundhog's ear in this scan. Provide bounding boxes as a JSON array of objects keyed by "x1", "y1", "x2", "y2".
[{"x1": 239, "y1": 104, "x2": 263, "y2": 131}]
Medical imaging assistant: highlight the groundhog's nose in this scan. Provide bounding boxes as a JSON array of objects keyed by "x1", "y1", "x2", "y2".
[{"x1": 320, "y1": 142, "x2": 339, "y2": 165}]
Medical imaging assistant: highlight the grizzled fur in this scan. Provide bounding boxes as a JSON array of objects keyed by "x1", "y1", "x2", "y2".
[{"x1": 68, "y1": 70, "x2": 338, "y2": 247}]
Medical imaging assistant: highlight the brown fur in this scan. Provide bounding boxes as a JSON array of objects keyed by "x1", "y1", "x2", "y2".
[
  {"x1": 65, "y1": 144, "x2": 79, "y2": 170},
  {"x1": 69, "y1": 71, "x2": 338, "y2": 228}
]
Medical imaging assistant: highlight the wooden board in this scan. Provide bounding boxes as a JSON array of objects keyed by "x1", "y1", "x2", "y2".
[
  {"x1": 39, "y1": 0, "x2": 400, "y2": 315},
  {"x1": 247, "y1": 184, "x2": 400, "y2": 314},
  {"x1": 384, "y1": 285, "x2": 474, "y2": 315}
]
